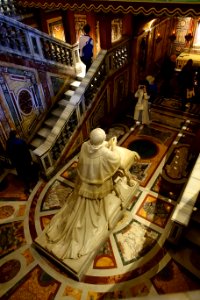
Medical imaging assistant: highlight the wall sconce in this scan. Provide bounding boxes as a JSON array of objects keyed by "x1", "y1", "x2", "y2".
[
  {"x1": 169, "y1": 31, "x2": 176, "y2": 42},
  {"x1": 156, "y1": 32, "x2": 162, "y2": 43},
  {"x1": 185, "y1": 32, "x2": 193, "y2": 42}
]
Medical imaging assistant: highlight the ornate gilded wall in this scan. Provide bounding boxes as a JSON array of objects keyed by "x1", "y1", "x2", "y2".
[{"x1": 0, "y1": 57, "x2": 70, "y2": 153}]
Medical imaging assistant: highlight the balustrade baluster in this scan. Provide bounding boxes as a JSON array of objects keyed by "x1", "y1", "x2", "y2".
[
  {"x1": 50, "y1": 43, "x2": 56, "y2": 61},
  {"x1": 41, "y1": 39, "x2": 51, "y2": 59},
  {"x1": 60, "y1": 47, "x2": 66, "y2": 64},
  {"x1": 19, "y1": 29, "x2": 29, "y2": 53},
  {"x1": 0, "y1": 22, "x2": 8, "y2": 46},
  {"x1": 56, "y1": 45, "x2": 62, "y2": 63},
  {"x1": 31, "y1": 36, "x2": 39, "y2": 54},
  {"x1": 8, "y1": 26, "x2": 16, "y2": 49},
  {"x1": 15, "y1": 29, "x2": 22, "y2": 51}
]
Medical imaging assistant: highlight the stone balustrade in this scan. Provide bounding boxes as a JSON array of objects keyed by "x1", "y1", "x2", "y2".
[{"x1": 0, "y1": 14, "x2": 79, "y2": 68}]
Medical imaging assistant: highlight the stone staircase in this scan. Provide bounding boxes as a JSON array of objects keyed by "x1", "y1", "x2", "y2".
[{"x1": 30, "y1": 75, "x2": 83, "y2": 150}]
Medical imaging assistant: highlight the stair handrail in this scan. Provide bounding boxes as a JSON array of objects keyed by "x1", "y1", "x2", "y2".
[{"x1": 33, "y1": 38, "x2": 130, "y2": 177}]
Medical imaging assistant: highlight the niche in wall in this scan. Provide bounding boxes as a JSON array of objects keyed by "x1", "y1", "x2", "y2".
[
  {"x1": 111, "y1": 18, "x2": 122, "y2": 43},
  {"x1": 194, "y1": 19, "x2": 200, "y2": 47},
  {"x1": 0, "y1": 64, "x2": 44, "y2": 139},
  {"x1": 48, "y1": 17, "x2": 65, "y2": 42},
  {"x1": 74, "y1": 14, "x2": 87, "y2": 42}
]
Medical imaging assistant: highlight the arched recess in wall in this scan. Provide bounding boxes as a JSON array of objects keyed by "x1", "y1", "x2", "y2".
[
  {"x1": 18, "y1": 89, "x2": 34, "y2": 115},
  {"x1": 47, "y1": 17, "x2": 66, "y2": 42},
  {"x1": 16, "y1": 86, "x2": 43, "y2": 138},
  {"x1": 138, "y1": 36, "x2": 147, "y2": 72},
  {"x1": 111, "y1": 18, "x2": 122, "y2": 43},
  {"x1": 193, "y1": 18, "x2": 200, "y2": 48},
  {"x1": 136, "y1": 18, "x2": 158, "y2": 77}
]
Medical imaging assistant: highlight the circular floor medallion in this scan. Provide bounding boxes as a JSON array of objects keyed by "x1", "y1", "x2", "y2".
[{"x1": 128, "y1": 139, "x2": 159, "y2": 159}]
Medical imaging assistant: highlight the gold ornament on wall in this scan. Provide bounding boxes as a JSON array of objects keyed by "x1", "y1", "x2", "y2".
[
  {"x1": 185, "y1": 32, "x2": 193, "y2": 42},
  {"x1": 169, "y1": 30, "x2": 176, "y2": 42}
]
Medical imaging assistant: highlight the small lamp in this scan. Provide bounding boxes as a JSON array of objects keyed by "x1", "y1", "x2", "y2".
[
  {"x1": 156, "y1": 32, "x2": 162, "y2": 43},
  {"x1": 169, "y1": 30, "x2": 176, "y2": 42}
]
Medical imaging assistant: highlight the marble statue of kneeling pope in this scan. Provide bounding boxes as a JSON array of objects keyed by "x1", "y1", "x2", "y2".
[{"x1": 35, "y1": 128, "x2": 139, "y2": 279}]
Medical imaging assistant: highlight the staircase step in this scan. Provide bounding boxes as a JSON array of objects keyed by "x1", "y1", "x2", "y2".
[
  {"x1": 185, "y1": 223, "x2": 200, "y2": 247},
  {"x1": 70, "y1": 80, "x2": 81, "y2": 90},
  {"x1": 29, "y1": 76, "x2": 82, "y2": 151},
  {"x1": 37, "y1": 127, "x2": 52, "y2": 138},
  {"x1": 31, "y1": 137, "x2": 45, "y2": 149},
  {"x1": 64, "y1": 89, "x2": 75, "y2": 100},
  {"x1": 51, "y1": 107, "x2": 64, "y2": 117},
  {"x1": 44, "y1": 116, "x2": 58, "y2": 128},
  {"x1": 58, "y1": 99, "x2": 69, "y2": 107},
  {"x1": 76, "y1": 74, "x2": 84, "y2": 81}
]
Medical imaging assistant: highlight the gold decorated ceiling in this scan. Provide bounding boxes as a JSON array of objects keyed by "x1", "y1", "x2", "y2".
[{"x1": 17, "y1": 0, "x2": 200, "y2": 17}]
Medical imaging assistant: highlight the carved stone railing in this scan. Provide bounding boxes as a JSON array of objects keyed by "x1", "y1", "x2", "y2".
[
  {"x1": 0, "y1": 13, "x2": 79, "y2": 69},
  {"x1": 0, "y1": 0, "x2": 16, "y2": 17},
  {"x1": 33, "y1": 38, "x2": 130, "y2": 177}
]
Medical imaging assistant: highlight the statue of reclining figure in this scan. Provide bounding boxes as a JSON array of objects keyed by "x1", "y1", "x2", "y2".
[{"x1": 45, "y1": 128, "x2": 140, "y2": 260}]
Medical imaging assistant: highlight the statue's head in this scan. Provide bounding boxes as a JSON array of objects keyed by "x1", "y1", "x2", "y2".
[{"x1": 89, "y1": 128, "x2": 106, "y2": 147}]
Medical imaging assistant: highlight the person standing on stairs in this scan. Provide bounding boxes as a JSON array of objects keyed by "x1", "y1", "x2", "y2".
[{"x1": 79, "y1": 24, "x2": 94, "y2": 73}]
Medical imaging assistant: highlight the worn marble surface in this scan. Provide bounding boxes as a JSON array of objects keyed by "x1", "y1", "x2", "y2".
[{"x1": 1, "y1": 98, "x2": 200, "y2": 299}]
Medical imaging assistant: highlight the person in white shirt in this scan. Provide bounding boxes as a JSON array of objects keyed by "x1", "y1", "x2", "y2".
[
  {"x1": 134, "y1": 82, "x2": 150, "y2": 126},
  {"x1": 79, "y1": 24, "x2": 93, "y2": 72}
]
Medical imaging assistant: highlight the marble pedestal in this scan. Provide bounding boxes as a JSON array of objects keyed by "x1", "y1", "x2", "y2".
[{"x1": 34, "y1": 179, "x2": 139, "y2": 281}]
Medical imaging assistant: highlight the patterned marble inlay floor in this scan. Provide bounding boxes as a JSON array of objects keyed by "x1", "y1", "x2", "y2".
[{"x1": 1, "y1": 110, "x2": 200, "y2": 299}]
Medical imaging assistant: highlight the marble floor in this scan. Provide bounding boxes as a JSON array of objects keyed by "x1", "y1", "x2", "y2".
[{"x1": 0, "y1": 97, "x2": 200, "y2": 299}]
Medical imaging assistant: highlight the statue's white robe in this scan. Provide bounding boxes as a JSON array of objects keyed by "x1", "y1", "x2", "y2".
[{"x1": 46, "y1": 141, "x2": 121, "y2": 259}]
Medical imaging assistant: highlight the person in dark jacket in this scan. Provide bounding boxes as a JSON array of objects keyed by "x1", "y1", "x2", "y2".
[
  {"x1": 6, "y1": 130, "x2": 36, "y2": 194},
  {"x1": 160, "y1": 54, "x2": 177, "y2": 97},
  {"x1": 179, "y1": 59, "x2": 195, "y2": 110}
]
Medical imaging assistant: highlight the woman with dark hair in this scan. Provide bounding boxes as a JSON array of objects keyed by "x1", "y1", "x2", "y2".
[{"x1": 79, "y1": 23, "x2": 94, "y2": 72}]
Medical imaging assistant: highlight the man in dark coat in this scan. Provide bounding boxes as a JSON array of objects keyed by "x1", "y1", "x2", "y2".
[{"x1": 6, "y1": 130, "x2": 35, "y2": 194}]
